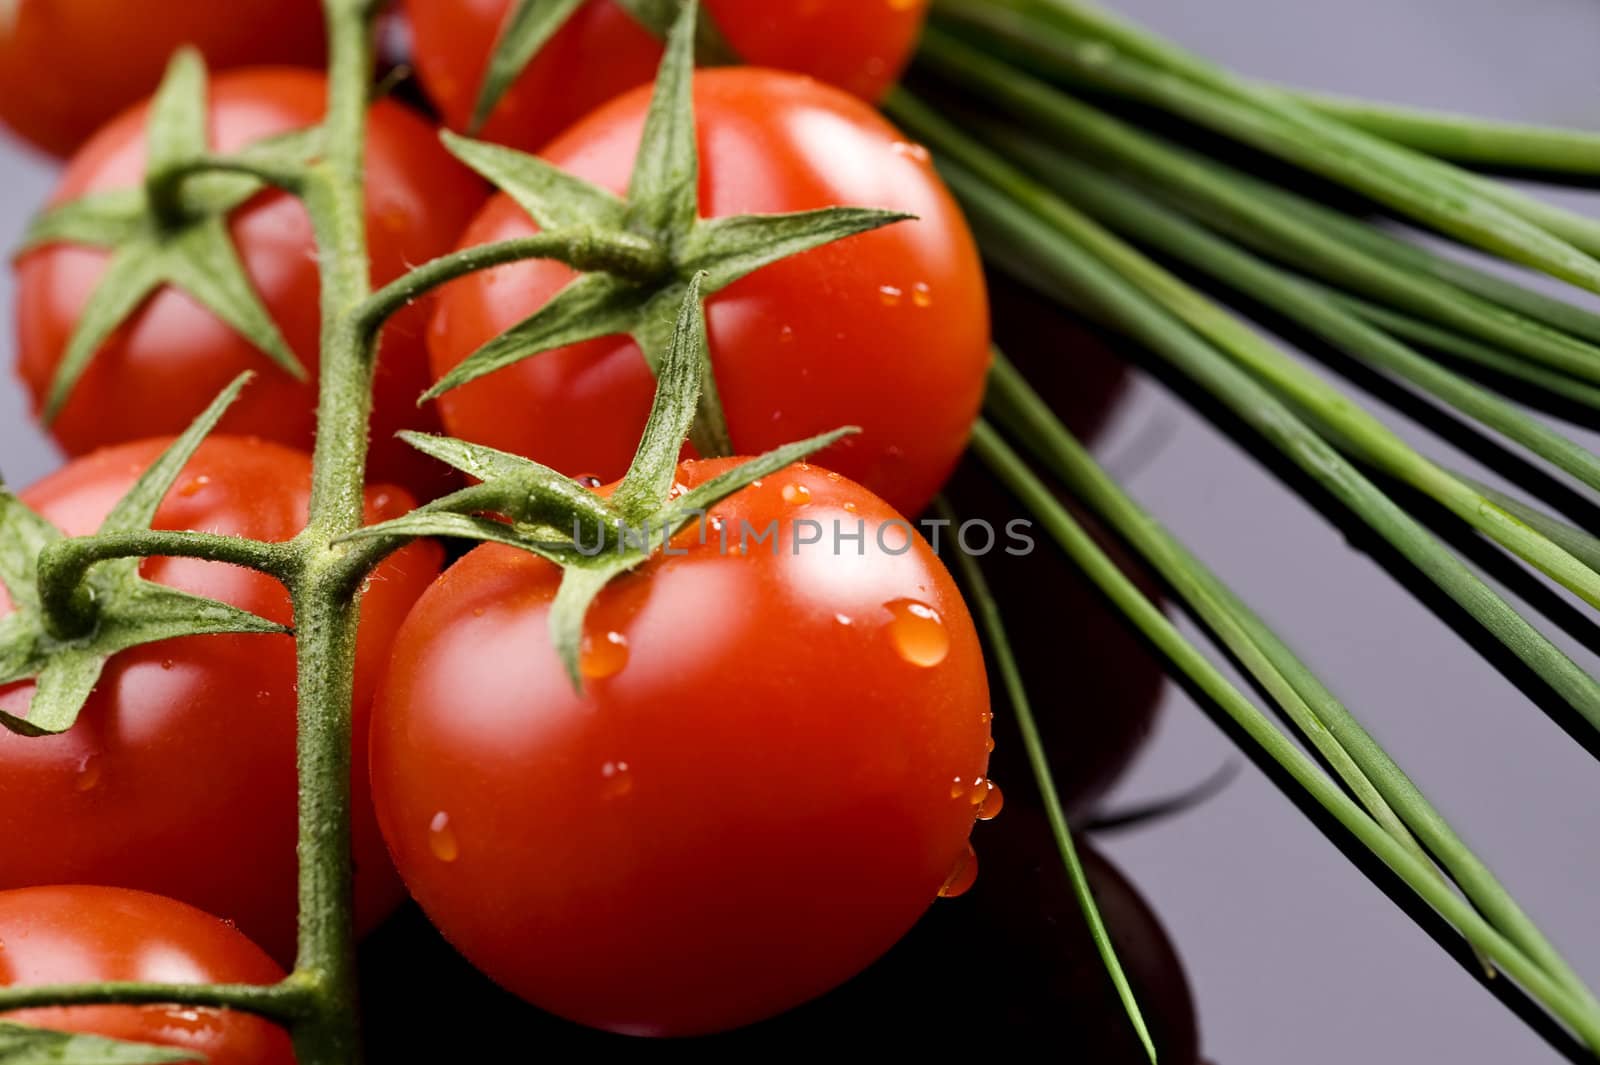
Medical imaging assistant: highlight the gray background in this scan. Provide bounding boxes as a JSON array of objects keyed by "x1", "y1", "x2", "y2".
[{"x1": 2, "y1": 1, "x2": 1599, "y2": 1061}]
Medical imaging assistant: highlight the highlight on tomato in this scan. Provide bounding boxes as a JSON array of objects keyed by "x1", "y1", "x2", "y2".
[
  {"x1": 0, "y1": 885, "x2": 296, "y2": 1065},
  {"x1": 370, "y1": 458, "x2": 994, "y2": 1036},
  {"x1": 427, "y1": 68, "x2": 990, "y2": 518},
  {"x1": 0, "y1": 436, "x2": 443, "y2": 963},
  {"x1": 13, "y1": 68, "x2": 487, "y2": 499},
  {"x1": 0, "y1": 0, "x2": 326, "y2": 157},
  {"x1": 404, "y1": 0, "x2": 930, "y2": 153}
]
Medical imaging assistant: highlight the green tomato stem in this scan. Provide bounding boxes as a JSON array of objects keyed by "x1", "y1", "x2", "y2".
[{"x1": 0, "y1": 980, "x2": 312, "y2": 1021}]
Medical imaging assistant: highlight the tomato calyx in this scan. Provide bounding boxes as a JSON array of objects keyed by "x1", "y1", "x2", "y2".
[
  {"x1": 470, "y1": 0, "x2": 737, "y2": 134},
  {"x1": 0, "y1": 374, "x2": 289, "y2": 738},
  {"x1": 346, "y1": 277, "x2": 855, "y2": 690},
  {"x1": 424, "y1": 0, "x2": 912, "y2": 458},
  {"x1": 15, "y1": 50, "x2": 323, "y2": 422}
]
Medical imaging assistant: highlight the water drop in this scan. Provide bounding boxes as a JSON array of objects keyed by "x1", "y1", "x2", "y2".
[
  {"x1": 948, "y1": 776, "x2": 966, "y2": 800},
  {"x1": 428, "y1": 812, "x2": 459, "y2": 863},
  {"x1": 878, "y1": 284, "x2": 904, "y2": 307},
  {"x1": 843, "y1": 501, "x2": 858, "y2": 514},
  {"x1": 600, "y1": 760, "x2": 633, "y2": 799},
  {"x1": 75, "y1": 754, "x2": 102, "y2": 793},
  {"x1": 891, "y1": 140, "x2": 931, "y2": 163},
  {"x1": 984, "y1": 736, "x2": 995, "y2": 754},
  {"x1": 177, "y1": 476, "x2": 211, "y2": 498},
  {"x1": 782, "y1": 483, "x2": 812, "y2": 506},
  {"x1": 977, "y1": 780, "x2": 1004, "y2": 820},
  {"x1": 160, "y1": 659, "x2": 174, "y2": 671},
  {"x1": 885, "y1": 599, "x2": 950, "y2": 667},
  {"x1": 939, "y1": 842, "x2": 978, "y2": 898},
  {"x1": 912, "y1": 282, "x2": 933, "y2": 308},
  {"x1": 574, "y1": 473, "x2": 604, "y2": 489},
  {"x1": 834, "y1": 613, "x2": 853, "y2": 627},
  {"x1": 580, "y1": 630, "x2": 629, "y2": 680}
]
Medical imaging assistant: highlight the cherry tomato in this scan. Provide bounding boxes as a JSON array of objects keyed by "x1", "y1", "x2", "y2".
[
  {"x1": 0, "y1": 0, "x2": 326, "y2": 158},
  {"x1": 0, "y1": 886, "x2": 294, "y2": 1065},
  {"x1": 428, "y1": 69, "x2": 989, "y2": 518},
  {"x1": 370, "y1": 459, "x2": 991, "y2": 1036},
  {"x1": 404, "y1": 0, "x2": 929, "y2": 153},
  {"x1": 14, "y1": 69, "x2": 487, "y2": 500},
  {"x1": 0, "y1": 436, "x2": 444, "y2": 963}
]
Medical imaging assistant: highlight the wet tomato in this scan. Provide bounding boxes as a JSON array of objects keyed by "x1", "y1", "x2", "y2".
[
  {"x1": 0, "y1": 0, "x2": 325, "y2": 157},
  {"x1": 404, "y1": 0, "x2": 930, "y2": 153},
  {"x1": 428, "y1": 69, "x2": 989, "y2": 518},
  {"x1": 14, "y1": 68, "x2": 487, "y2": 499},
  {"x1": 370, "y1": 459, "x2": 991, "y2": 1035},
  {"x1": 0, "y1": 886, "x2": 294, "y2": 1064},
  {"x1": 0, "y1": 436, "x2": 443, "y2": 962}
]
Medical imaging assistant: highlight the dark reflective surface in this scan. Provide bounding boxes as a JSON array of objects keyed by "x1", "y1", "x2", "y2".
[{"x1": 4, "y1": 2, "x2": 1600, "y2": 1061}]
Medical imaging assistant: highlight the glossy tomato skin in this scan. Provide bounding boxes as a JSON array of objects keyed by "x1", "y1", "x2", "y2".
[
  {"x1": 428, "y1": 69, "x2": 989, "y2": 518},
  {"x1": 14, "y1": 68, "x2": 487, "y2": 499},
  {"x1": 0, "y1": 437, "x2": 444, "y2": 963},
  {"x1": 404, "y1": 0, "x2": 928, "y2": 153},
  {"x1": 371, "y1": 459, "x2": 991, "y2": 1036},
  {"x1": 0, "y1": 0, "x2": 325, "y2": 158},
  {"x1": 0, "y1": 886, "x2": 294, "y2": 1065}
]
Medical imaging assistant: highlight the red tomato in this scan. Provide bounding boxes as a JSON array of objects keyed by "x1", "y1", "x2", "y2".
[
  {"x1": 14, "y1": 69, "x2": 487, "y2": 500},
  {"x1": 404, "y1": 0, "x2": 929, "y2": 153},
  {"x1": 0, "y1": 886, "x2": 294, "y2": 1065},
  {"x1": 0, "y1": 0, "x2": 326, "y2": 158},
  {"x1": 0, "y1": 436, "x2": 443, "y2": 963},
  {"x1": 427, "y1": 69, "x2": 989, "y2": 518},
  {"x1": 370, "y1": 459, "x2": 992, "y2": 1036}
]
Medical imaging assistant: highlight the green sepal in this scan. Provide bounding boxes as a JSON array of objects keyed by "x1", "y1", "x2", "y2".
[
  {"x1": 467, "y1": 0, "x2": 739, "y2": 135},
  {"x1": 440, "y1": 130, "x2": 627, "y2": 231},
  {"x1": 425, "y1": 3, "x2": 910, "y2": 445},
  {"x1": 0, "y1": 375, "x2": 288, "y2": 738},
  {"x1": 22, "y1": 50, "x2": 312, "y2": 424},
  {"x1": 376, "y1": 283, "x2": 852, "y2": 691},
  {"x1": 0, "y1": 1022, "x2": 202, "y2": 1064},
  {"x1": 468, "y1": 0, "x2": 589, "y2": 134},
  {"x1": 626, "y1": 0, "x2": 700, "y2": 239}
]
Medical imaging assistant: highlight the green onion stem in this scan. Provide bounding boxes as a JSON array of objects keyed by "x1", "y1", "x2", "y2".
[
  {"x1": 970, "y1": 420, "x2": 1600, "y2": 1052},
  {"x1": 987, "y1": 354, "x2": 1599, "y2": 1007},
  {"x1": 882, "y1": 87, "x2": 1600, "y2": 733}
]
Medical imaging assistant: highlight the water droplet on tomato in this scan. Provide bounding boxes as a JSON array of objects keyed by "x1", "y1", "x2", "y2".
[
  {"x1": 885, "y1": 599, "x2": 949, "y2": 667},
  {"x1": 580, "y1": 631, "x2": 629, "y2": 680},
  {"x1": 160, "y1": 659, "x2": 174, "y2": 671},
  {"x1": 428, "y1": 812, "x2": 459, "y2": 863},
  {"x1": 575, "y1": 473, "x2": 604, "y2": 489},
  {"x1": 177, "y1": 476, "x2": 211, "y2": 498},
  {"x1": 891, "y1": 140, "x2": 931, "y2": 163},
  {"x1": 834, "y1": 613, "x2": 853, "y2": 627},
  {"x1": 912, "y1": 282, "x2": 934, "y2": 308},
  {"x1": 843, "y1": 501, "x2": 858, "y2": 513},
  {"x1": 977, "y1": 780, "x2": 1004, "y2": 820},
  {"x1": 600, "y1": 760, "x2": 633, "y2": 799},
  {"x1": 984, "y1": 736, "x2": 995, "y2": 754},
  {"x1": 75, "y1": 754, "x2": 102, "y2": 793},
  {"x1": 782, "y1": 483, "x2": 812, "y2": 506},
  {"x1": 948, "y1": 776, "x2": 967, "y2": 799},
  {"x1": 939, "y1": 842, "x2": 978, "y2": 898},
  {"x1": 878, "y1": 284, "x2": 904, "y2": 307}
]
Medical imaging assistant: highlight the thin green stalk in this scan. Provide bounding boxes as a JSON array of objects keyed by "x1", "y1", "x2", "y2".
[
  {"x1": 992, "y1": 138, "x2": 1600, "y2": 495},
  {"x1": 910, "y1": 32, "x2": 1600, "y2": 386},
  {"x1": 970, "y1": 421, "x2": 1600, "y2": 1052},
  {"x1": 1461, "y1": 479, "x2": 1600, "y2": 578},
  {"x1": 936, "y1": 498, "x2": 1157, "y2": 1064},
  {"x1": 928, "y1": 1, "x2": 1600, "y2": 280},
  {"x1": 884, "y1": 89, "x2": 1600, "y2": 733},
  {"x1": 284, "y1": 1, "x2": 380, "y2": 1061},
  {"x1": 1333, "y1": 297, "x2": 1600, "y2": 414},
  {"x1": 1285, "y1": 91, "x2": 1600, "y2": 177},
  {"x1": 0, "y1": 981, "x2": 311, "y2": 1021},
  {"x1": 898, "y1": 95, "x2": 1600, "y2": 614},
  {"x1": 1200, "y1": 164, "x2": 1600, "y2": 348},
  {"x1": 988, "y1": 355, "x2": 1599, "y2": 1008}
]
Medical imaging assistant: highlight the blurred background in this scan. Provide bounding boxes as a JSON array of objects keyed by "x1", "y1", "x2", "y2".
[{"x1": 4, "y1": 1, "x2": 1600, "y2": 1061}]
